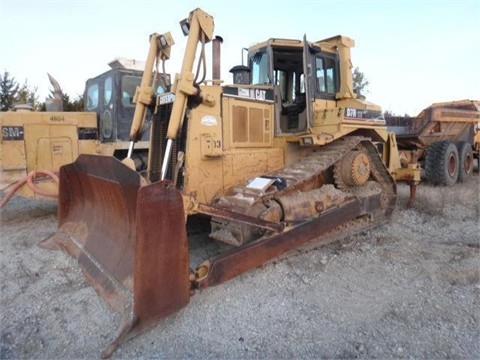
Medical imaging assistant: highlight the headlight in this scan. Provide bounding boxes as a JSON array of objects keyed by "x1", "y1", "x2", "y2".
[{"x1": 303, "y1": 137, "x2": 313, "y2": 145}]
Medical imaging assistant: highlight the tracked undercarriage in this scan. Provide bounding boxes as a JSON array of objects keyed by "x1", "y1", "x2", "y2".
[
  {"x1": 208, "y1": 136, "x2": 395, "y2": 243},
  {"x1": 193, "y1": 136, "x2": 396, "y2": 288}
]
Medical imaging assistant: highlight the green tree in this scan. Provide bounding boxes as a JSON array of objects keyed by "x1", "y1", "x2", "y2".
[
  {"x1": 63, "y1": 93, "x2": 84, "y2": 111},
  {"x1": 352, "y1": 67, "x2": 369, "y2": 98},
  {"x1": 1, "y1": 70, "x2": 19, "y2": 111},
  {"x1": 16, "y1": 80, "x2": 41, "y2": 110}
]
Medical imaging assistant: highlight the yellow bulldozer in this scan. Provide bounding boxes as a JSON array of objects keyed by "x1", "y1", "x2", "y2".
[
  {"x1": 0, "y1": 46, "x2": 172, "y2": 207},
  {"x1": 42, "y1": 8, "x2": 430, "y2": 358}
]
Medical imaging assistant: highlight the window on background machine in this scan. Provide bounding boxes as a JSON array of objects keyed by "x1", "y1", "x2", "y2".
[
  {"x1": 86, "y1": 83, "x2": 99, "y2": 110},
  {"x1": 121, "y1": 76, "x2": 167, "y2": 107},
  {"x1": 121, "y1": 76, "x2": 140, "y2": 106},
  {"x1": 104, "y1": 77, "x2": 112, "y2": 105}
]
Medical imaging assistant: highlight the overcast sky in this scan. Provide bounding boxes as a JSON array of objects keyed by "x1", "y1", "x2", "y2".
[{"x1": 1, "y1": 0, "x2": 479, "y2": 115}]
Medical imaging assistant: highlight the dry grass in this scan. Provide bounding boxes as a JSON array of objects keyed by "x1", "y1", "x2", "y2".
[{"x1": 397, "y1": 172, "x2": 479, "y2": 215}]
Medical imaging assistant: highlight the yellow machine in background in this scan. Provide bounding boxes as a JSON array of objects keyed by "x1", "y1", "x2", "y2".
[
  {"x1": 0, "y1": 41, "x2": 172, "y2": 206},
  {"x1": 0, "y1": 110, "x2": 97, "y2": 202},
  {"x1": 385, "y1": 100, "x2": 480, "y2": 186}
]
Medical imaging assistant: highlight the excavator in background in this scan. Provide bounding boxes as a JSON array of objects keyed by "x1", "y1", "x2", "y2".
[
  {"x1": 41, "y1": 7, "x2": 449, "y2": 358},
  {"x1": 0, "y1": 36, "x2": 172, "y2": 206}
]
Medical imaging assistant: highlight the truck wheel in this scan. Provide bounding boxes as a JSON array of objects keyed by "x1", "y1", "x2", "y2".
[
  {"x1": 455, "y1": 141, "x2": 473, "y2": 182},
  {"x1": 425, "y1": 141, "x2": 459, "y2": 186}
]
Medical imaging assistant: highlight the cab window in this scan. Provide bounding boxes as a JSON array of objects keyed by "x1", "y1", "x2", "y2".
[
  {"x1": 104, "y1": 76, "x2": 112, "y2": 105},
  {"x1": 121, "y1": 76, "x2": 140, "y2": 106},
  {"x1": 316, "y1": 57, "x2": 337, "y2": 94},
  {"x1": 121, "y1": 76, "x2": 167, "y2": 106},
  {"x1": 86, "y1": 83, "x2": 99, "y2": 110},
  {"x1": 156, "y1": 84, "x2": 165, "y2": 94},
  {"x1": 250, "y1": 51, "x2": 270, "y2": 85}
]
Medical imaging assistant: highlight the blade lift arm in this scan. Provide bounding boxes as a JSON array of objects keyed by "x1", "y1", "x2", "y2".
[
  {"x1": 128, "y1": 32, "x2": 175, "y2": 148},
  {"x1": 160, "y1": 8, "x2": 214, "y2": 180}
]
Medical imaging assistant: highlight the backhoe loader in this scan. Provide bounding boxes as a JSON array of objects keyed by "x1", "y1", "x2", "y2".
[{"x1": 42, "y1": 8, "x2": 401, "y2": 357}]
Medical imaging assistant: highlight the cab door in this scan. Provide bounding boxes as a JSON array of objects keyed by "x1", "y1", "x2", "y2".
[{"x1": 302, "y1": 35, "x2": 315, "y2": 130}]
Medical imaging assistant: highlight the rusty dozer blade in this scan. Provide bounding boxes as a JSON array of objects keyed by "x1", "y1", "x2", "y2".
[{"x1": 41, "y1": 154, "x2": 190, "y2": 357}]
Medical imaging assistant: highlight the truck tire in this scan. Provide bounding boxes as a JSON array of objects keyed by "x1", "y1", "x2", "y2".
[
  {"x1": 455, "y1": 141, "x2": 473, "y2": 182},
  {"x1": 425, "y1": 141, "x2": 459, "y2": 186}
]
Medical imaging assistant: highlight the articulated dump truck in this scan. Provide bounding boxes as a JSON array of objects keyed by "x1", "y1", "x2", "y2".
[
  {"x1": 386, "y1": 100, "x2": 480, "y2": 186},
  {"x1": 42, "y1": 8, "x2": 422, "y2": 357}
]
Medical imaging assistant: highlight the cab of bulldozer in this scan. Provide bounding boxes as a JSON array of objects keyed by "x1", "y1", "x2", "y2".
[
  {"x1": 244, "y1": 38, "x2": 340, "y2": 136},
  {"x1": 84, "y1": 68, "x2": 169, "y2": 143}
]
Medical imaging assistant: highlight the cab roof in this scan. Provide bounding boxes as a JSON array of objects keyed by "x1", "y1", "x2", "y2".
[{"x1": 247, "y1": 35, "x2": 355, "y2": 54}]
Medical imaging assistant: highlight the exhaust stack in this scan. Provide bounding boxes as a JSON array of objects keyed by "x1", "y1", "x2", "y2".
[{"x1": 212, "y1": 35, "x2": 223, "y2": 85}]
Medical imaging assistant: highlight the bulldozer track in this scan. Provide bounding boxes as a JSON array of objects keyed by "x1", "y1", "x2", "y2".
[
  {"x1": 219, "y1": 136, "x2": 396, "y2": 218},
  {"x1": 270, "y1": 137, "x2": 397, "y2": 262},
  {"x1": 270, "y1": 136, "x2": 365, "y2": 195},
  {"x1": 198, "y1": 136, "x2": 397, "y2": 288}
]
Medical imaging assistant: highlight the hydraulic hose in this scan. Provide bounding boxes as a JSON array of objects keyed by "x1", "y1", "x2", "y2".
[{"x1": 0, "y1": 169, "x2": 59, "y2": 208}]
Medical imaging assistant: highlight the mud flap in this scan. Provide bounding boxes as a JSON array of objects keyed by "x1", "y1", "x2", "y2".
[{"x1": 40, "y1": 155, "x2": 190, "y2": 357}]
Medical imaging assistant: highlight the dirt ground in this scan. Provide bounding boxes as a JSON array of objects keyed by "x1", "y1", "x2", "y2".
[{"x1": 1, "y1": 174, "x2": 479, "y2": 359}]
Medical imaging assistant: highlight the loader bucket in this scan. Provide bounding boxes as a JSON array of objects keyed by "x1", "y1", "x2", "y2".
[{"x1": 41, "y1": 154, "x2": 191, "y2": 356}]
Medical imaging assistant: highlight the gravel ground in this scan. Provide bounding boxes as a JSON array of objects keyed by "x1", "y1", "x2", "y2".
[{"x1": 1, "y1": 175, "x2": 479, "y2": 359}]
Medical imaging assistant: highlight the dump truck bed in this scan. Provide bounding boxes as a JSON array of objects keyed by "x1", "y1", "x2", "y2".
[{"x1": 386, "y1": 100, "x2": 480, "y2": 149}]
